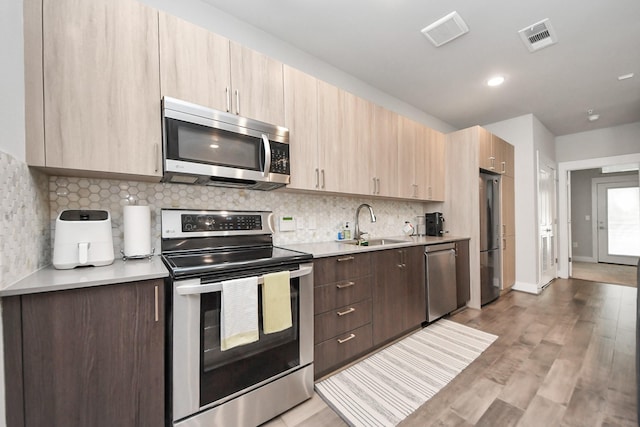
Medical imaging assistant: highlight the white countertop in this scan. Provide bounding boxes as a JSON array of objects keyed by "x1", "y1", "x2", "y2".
[
  {"x1": 281, "y1": 235, "x2": 469, "y2": 258},
  {"x1": 0, "y1": 256, "x2": 169, "y2": 297}
]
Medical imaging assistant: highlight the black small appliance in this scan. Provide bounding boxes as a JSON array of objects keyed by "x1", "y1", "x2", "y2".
[{"x1": 426, "y1": 212, "x2": 445, "y2": 236}]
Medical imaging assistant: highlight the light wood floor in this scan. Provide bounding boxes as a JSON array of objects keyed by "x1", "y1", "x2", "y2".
[
  {"x1": 264, "y1": 278, "x2": 638, "y2": 427},
  {"x1": 572, "y1": 261, "x2": 638, "y2": 288}
]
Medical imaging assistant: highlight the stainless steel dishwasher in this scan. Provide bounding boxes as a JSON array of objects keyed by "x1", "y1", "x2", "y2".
[{"x1": 425, "y1": 243, "x2": 457, "y2": 322}]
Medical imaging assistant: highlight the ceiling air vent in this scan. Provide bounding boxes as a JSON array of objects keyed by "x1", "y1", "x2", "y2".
[
  {"x1": 518, "y1": 18, "x2": 558, "y2": 52},
  {"x1": 421, "y1": 11, "x2": 469, "y2": 47}
]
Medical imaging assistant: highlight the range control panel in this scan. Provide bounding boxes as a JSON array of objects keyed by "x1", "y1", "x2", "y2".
[
  {"x1": 181, "y1": 213, "x2": 262, "y2": 232},
  {"x1": 161, "y1": 209, "x2": 274, "y2": 238}
]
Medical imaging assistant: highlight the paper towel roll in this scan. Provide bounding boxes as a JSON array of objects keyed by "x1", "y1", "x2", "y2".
[{"x1": 123, "y1": 205, "x2": 151, "y2": 257}]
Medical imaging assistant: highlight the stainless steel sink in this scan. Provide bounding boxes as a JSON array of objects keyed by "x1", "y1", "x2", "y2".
[{"x1": 345, "y1": 238, "x2": 408, "y2": 246}]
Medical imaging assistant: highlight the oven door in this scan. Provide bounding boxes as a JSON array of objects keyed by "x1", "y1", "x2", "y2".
[{"x1": 171, "y1": 263, "x2": 313, "y2": 423}]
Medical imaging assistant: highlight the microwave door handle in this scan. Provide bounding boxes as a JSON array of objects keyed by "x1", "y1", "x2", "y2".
[
  {"x1": 261, "y1": 134, "x2": 271, "y2": 177},
  {"x1": 175, "y1": 265, "x2": 313, "y2": 296}
]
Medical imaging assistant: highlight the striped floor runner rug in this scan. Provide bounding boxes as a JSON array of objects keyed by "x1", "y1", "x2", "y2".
[{"x1": 315, "y1": 319, "x2": 498, "y2": 427}]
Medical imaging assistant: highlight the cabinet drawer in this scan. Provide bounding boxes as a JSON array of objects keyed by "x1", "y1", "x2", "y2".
[
  {"x1": 314, "y1": 253, "x2": 371, "y2": 286},
  {"x1": 314, "y1": 324, "x2": 373, "y2": 378},
  {"x1": 314, "y1": 276, "x2": 372, "y2": 314},
  {"x1": 314, "y1": 299, "x2": 372, "y2": 343}
]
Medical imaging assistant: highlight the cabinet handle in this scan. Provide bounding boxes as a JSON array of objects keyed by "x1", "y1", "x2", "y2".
[
  {"x1": 337, "y1": 307, "x2": 356, "y2": 316},
  {"x1": 337, "y1": 333, "x2": 356, "y2": 344},
  {"x1": 376, "y1": 178, "x2": 381, "y2": 195},
  {"x1": 336, "y1": 281, "x2": 355, "y2": 289},
  {"x1": 372, "y1": 177, "x2": 377, "y2": 195},
  {"x1": 428, "y1": 186, "x2": 432, "y2": 199},
  {"x1": 154, "y1": 285, "x2": 159, "y2": 322},
  {"x1": 490, "y1": 156, "x2": 495, "y2": 170},
  {"x1": 321, "y1": 169, "x2": 326, "y2": 189},
  {"x1": 337, "y1": 256, "x2": 354, "y2": 262},
  {"x1": 501, "y1": 161, "x2": 506, "y2": 174},
  {"x1": 503, "y1": 238, "x2": 507, "y2": 250},
  {"x1": 503, "y1": 224, "x2": 506, "y2": 236},
  {"x1": 315, "y1": 168, "x2": 320, "y2": 189},
  {"x1": 154, "y1": 143, "x2": 160, "y2": 173},
  {"x1": 235, "y1": 89, "x2": 240, "y2": 115},
  {"x1": 225, "y1": 87, "x2": 231, "y2": 112}
]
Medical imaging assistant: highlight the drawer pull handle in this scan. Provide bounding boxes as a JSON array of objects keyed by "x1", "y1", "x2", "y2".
[
  {"x1": 336, "y1": 281, "x2": 355, "y2": 289},
  {"x1": 337, "y1": 256, "x2": 354, "y2": 262},
  {"x1": 337, "y1": 307, "x2": 356, "y2": 316},
  {"x1": 337, "y1": 333, "x2": 356, "y2": 344}
]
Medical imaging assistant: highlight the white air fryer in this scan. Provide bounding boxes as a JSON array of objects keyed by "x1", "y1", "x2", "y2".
[{"x1": 53, "y1": 210, "x2": 115, "y2": 269}]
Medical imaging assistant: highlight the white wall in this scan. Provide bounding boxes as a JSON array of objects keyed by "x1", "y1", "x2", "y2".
[
  {"x1": 556, "y1": 122, "x2": 640, "y2": 163},
  {"x1": 138, "y1": 0, "x2": 456, "y2": 134}
]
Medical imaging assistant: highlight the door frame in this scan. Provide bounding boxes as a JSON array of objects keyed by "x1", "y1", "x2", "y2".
[
  {"x1": 538, "y1": 156, "x2": 557, "y2": 287},
  {"x1": 557, "y1": 153, "x2": 640, "y2": 278},
  {"x1": 592, "y1": 176, "x2": 640, "y2": 265}
]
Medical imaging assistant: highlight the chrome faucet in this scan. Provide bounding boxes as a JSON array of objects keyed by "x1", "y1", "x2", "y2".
[{"x1": 354, "y1": 203, "x2": 376, "y2": 242}]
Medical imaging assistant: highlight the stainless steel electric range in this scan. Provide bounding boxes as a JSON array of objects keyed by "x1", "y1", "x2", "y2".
[{"x1": 161, "y1": 209, "x2": 314, "y2": 427}]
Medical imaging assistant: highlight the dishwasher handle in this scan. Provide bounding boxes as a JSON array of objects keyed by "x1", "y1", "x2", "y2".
[{"x1": 424, "y1": 242, "x2": 456, "y2": 253}]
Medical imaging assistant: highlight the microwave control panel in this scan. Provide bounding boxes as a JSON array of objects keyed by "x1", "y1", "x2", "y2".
[{"x1": 270, "y1": 142, "x2": 290, "y2": 175}]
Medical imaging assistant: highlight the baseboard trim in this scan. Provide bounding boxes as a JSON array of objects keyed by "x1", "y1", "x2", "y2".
[
  {"x1": 512, "y1": 281, "x2": 540, "y2": 295},
  {"x1": 573, "y1": 256, "x2": 596, "y2": 263}
]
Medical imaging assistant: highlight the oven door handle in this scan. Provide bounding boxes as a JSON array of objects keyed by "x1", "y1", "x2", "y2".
[{"x1": 175, "y1": 265, "x2": 313, "y2": 296}]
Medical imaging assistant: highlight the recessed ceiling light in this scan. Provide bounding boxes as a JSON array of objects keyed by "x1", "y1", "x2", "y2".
[
  {"x1": 487, "y1": 76, "x2": 505, "y2": 87},
  {"x1": 618, "y1": 73, "x2": 634, "y2": 81}
]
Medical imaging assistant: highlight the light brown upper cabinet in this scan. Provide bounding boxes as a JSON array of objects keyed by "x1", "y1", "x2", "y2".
[
  {"x1": 479, "y1": 129, "x2": 514, "y2": 176},
  {"x1": 159, "y1": 13, "x2": 285, "y2": 125},
  {"x1": 370, "y1": 106, "x2": 399, "y2": 197},
  {"x1": 283, "y1": 66, "x2": 320, "y2": 191},
  {"x1": 26, "y1": 0, "x2": 162, "y2": 178},
  {"x1": 397, "y1": 117, "x2": 419, "y2": 199},
  {"x1": 343, "y1": 92, "x2": 374, "y2": 195},
  {"x1": 425, "y1": 127, "x2": 446, "y2": 201},
  {"x1": 398, "y1": 118, "x2": 445, "y2": 201}
]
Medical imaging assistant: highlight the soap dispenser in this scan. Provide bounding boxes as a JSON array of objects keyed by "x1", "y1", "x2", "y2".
[{"x1": 344, "y1": 222, "x2": 351, "y2": 240}]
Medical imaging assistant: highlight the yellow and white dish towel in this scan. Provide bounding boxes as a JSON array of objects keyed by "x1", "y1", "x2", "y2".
[
  {"x1": 262, "y1": 270, "x2": 292, "y2": 334},
  {"x1": 220, "y1": 276, "x2": 259, "y2": 351}
]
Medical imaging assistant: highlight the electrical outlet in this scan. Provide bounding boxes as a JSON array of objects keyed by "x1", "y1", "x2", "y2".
[
  {"x1": 572, "y1": 242, "x2": 578, "y2": 248},
  {"x1": 308, "y1": 216, "x2": 317, "y2": 230}
]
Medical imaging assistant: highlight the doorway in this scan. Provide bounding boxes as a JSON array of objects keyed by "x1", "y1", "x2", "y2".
[
  {"x1": 557, "y1": 153, "x2": 640, "y2": 280},
  {"x1": 595, "y1": 179, "x2": 640, "y2": 265},
  {"x1": 538, "y1": 160, "x2": 557, "y2": 287}
]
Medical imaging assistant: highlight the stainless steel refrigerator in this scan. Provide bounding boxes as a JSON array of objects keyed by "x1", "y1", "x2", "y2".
[{"x1": 479, "y1": 172, "x2": 501, "y2": 305}]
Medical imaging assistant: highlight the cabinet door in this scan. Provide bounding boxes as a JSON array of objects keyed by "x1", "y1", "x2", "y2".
[
  {"x1": 502, "y1": 139, "x2": 515, "y2": 177},
  {"x1": 455, "y1": 240, "x2": 471, "y2": 308},
  {"x1": 21, "y1": 280, "x2": 164, "y2": 427},
  {"x1": 426, "y1": 128, "x2": 445, "y2": 201},
  {"x1": 502, "y1": 175, "x2": 515, "y2": 236},
  {"x1": 414, "y1": 125, "x2": 429, "y2": 200},
  {"x1": 402, "y1": 246, "x2": 426, "y2": 329},
  {"x1": 478, "y1": 127, "x2": 494, "y2": 171},
  {"x1": 503, "y1": 235, "x2": 516, "y2": 290},
  {"x1": 345, "y1": 93, "x2": 374, "y2": 195},
  {"x1": 370, "y1": 105, "x2": 398, "y2": 197},
  {"x1": 397, "y1": 117, "x2": 418, "y2": 199},
  {"x1": 284, "y1": 66, "x2": 320, "y2": 191},
  {"x1": 43, "y1": 0, "x2": 161, "y2": 177},
  {"x1": 372, "y1": 249, "x2": 407, "y2": 345},
  {"x1": 230, "y1": 42, "x2": 285, "y2": 125},
  {"x1": 317, "y1": 81, "x2": 349, "y2": 193},
  {"x1": 159, "y1": 12, "x2": 231, "y2": 112}
]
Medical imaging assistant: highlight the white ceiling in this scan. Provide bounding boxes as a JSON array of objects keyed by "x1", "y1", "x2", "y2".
[{"x1": 200, "y1": 0, "x2": 640, "y2": 136}]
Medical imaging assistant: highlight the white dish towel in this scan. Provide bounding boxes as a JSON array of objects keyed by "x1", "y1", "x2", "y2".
[{"x1": 220, "y1": 276, "x2": 259, "y2": 351}]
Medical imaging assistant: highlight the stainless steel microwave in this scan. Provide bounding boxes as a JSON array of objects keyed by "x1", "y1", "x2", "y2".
[{"x1": 161, "y1": 97, "x2": 290, "y2": 190}]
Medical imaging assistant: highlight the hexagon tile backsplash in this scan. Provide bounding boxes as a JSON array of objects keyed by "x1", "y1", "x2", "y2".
[{"x1": 49, "y1": 176, "x2": 438, "y2": 256}]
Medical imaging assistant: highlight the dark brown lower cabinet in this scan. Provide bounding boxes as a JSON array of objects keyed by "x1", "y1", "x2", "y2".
[
  {"x1": 455, "y1": 239, "x2": 471, "y2": 308},
  {"x1": 3, "y1": 279, "x2": 165, "y2": 427},
  {"x1": 372, "y1": 246, "x2": 425, "y2": 346}
]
